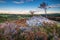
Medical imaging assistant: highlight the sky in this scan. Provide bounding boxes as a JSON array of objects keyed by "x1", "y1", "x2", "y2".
[{"x1": 0, "y1": 0, "x2": 60, "y2": 14}]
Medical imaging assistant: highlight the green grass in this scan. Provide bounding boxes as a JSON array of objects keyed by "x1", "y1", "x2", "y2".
[{"x1": 57, "y1": 23, "x2": 60, "y2": 27}]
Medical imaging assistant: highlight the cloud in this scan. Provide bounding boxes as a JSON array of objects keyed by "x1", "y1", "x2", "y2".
[
  {"x1": 13, "y1": 0, "x2": 34, "y2": 4},
  {"x1": 0, "y1": 10, "x2": 29, "y2": 14},
  {"x1": 13, "y1": 1, "x2": 24, "y2": 4},
  {"x1": 26, "y1": 0, "x2": 34, "y2": 2},
  {"x1": 48, "y1": 4, "x2": 60, "y2": 8},
  {"x1": 0, "y1": 0, "x2": 6, "y2": 3}
]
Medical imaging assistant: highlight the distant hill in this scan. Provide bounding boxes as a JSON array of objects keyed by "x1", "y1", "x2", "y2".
[
  {"x1": 0, "y1": 13, "x2": 60, "y2": 22},
  {"x1": 41, "y1": 13, "x2": 60, "y2": 17}
]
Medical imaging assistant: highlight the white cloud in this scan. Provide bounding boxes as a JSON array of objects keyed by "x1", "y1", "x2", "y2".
[
  {"x1": 13, "y1": 0, "x2": 34, "y2": 4},
  {"x1": 13, "y1": 1, "x2": 24, "y2": 4},
  {"x1": 26, "y1": 0, "x2": 34, "y2": 2},
  {"x1": 48, "y1": 4, "x2": 60, "y2": 8},
  {"x1": 0, "y1": 10, "x2": 29, "y2": 14}
]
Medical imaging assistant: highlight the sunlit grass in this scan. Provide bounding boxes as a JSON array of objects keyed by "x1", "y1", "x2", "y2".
[{"x1": 57, "y1": 23, "x2": 60, "y2": 27}]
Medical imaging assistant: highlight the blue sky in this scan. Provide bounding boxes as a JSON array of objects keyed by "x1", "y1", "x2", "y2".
[{"x1": 0, "y1": 0, "x2": 60, "y2": 14}]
